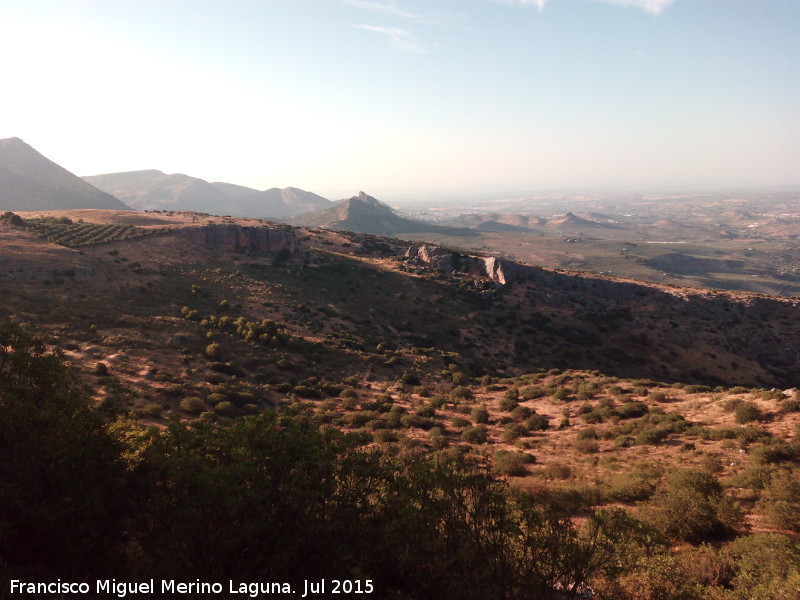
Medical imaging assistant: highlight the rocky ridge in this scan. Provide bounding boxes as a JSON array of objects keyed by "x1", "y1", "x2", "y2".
[{"x1": 174, "y1": 223, "x2": 296, "y2": 255}]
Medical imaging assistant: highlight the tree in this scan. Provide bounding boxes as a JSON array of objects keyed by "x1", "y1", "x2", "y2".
[
  {"x1": 0, "y1": 321, "x2": 127, "y2": 580},
  {"x1": 648, "y1": 469, "x2": 742, "y2": 543}
]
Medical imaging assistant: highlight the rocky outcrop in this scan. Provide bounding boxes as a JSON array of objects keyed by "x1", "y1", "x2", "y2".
[
  {"x1": 175, "y1": 224, "x2": 295, "y2": 255},
  {"x1": 406, "y1": 244, "x2": 540, "y2": 285}
]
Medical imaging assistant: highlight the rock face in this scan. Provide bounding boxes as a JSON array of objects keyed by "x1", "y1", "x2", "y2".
[
  {"x1": 175, "y1": 224, "x2": 295, "y2": 255},
  {"x1": 406, "y1": 244, "x2": 540, "y2": 285}
]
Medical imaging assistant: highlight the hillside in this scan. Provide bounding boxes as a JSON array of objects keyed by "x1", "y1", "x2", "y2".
[
  {"x1": 231, "y1": 186, "x2": 333, "y2": 218},
  {"x1": 0, "y1": 137, "x2": 130, "y2": 211},
  {"x1": 83, "y1": 169, "x2": 230, "y2": 213},
  {"x1": 292, "y1": 191, "x2": 477, "y2": 237},
  {"x1": 4, "y1": 208, "x2": 800, "y2": 597},
  {"x1": 85, "y1": 170, "x2": 332, "y2": 218}
]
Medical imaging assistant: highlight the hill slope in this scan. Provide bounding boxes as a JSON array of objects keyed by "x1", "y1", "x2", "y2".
[
  {"x1": 84, "y1": 169, "x2": 232, "y2": 213},
  {"x1": 232, "y1": 186, "x2": 333, "y2": 218},
  {"x1": 0, "y1": 137, "x2": 130, "y2": 211},
  {"x1": 86, "y1": 170, "x2": 331, "y2": 218},
  {"x1": 292, "y1": 191, "x2": 476, "y2": 237}
]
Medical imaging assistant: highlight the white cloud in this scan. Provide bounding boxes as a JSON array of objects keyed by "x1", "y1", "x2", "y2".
[
  {"x1": 492, "y1": 0, "x2": 676, "y2": 14},
  {"x1": 596, "y1": 0, "x2": 676, "y2": 14},
  {"x1": 491, "y1": 0, "x2": 548, "y2": 8},
  {"x1": 349, "y1": 24, "x2": 426, "y2": 53},
  {"x1": 341, "y1": 0, "x2": 420, "y2": 20},
  {"x1": 342, "y1": 0, "x2": 468, "y2": 28}
]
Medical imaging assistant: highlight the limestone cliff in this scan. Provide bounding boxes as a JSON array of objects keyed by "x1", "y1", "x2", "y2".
[
  {"x1": 175, "y1": 224, "x2": 295, "y2": 255},
  {"x1": 406, "y1": 244, "x2": 539, "y2": 285}
]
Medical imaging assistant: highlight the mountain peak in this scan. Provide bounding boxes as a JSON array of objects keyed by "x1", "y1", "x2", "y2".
[
  {"x1": 0, "y1": 138, "x2": 130, "y2": 211},
  {"x1": 353, "y1": 191, "x2": 392, "y2": 212}
]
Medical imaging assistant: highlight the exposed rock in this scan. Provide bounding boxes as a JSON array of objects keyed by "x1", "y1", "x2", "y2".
[
  {"x1": 406, "y1": 243, "x2": 540, "y2": 285},
  {"x1": 175, "y1": 224, "x2": 296, "y2": 255},
  {"x1": 406, "y1": 244, "x2": 454, "y2": 272}
]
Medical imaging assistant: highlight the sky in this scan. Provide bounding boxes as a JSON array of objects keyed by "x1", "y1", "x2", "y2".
[{"x1": 1, "y1": 0, "x2": 798, "y2": 203}]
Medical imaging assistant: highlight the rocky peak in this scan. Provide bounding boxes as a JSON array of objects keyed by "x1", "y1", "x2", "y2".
[{"x1": 354, "y1": 191, "x2": 392, "y2": 212}]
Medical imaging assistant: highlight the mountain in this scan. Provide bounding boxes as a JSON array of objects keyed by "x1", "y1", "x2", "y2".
[
  {"x1": 0, "y1": 137, "x2": 130, "y2": 211},
  {"x1": 292, "y1": 191, "x2": 476, "y2": 237},
  {"x1": 210, "y1": 181, "x2": 261, "y2": 198},
  {"x1": 84, "y1": 170, "x2": 232, "y2": 213},
  {"x1": 546, "y1": 211, "x2": 621, "y2": 232},
  {"x1": 446, "y1": 213, "x2": 547, "y2": 232},
  {"x1": 231, "y1": 187, "x2": 333, "y2": 219},
  {"x1": 86, "y1": 170, "x2": 331, "y2": 218}
]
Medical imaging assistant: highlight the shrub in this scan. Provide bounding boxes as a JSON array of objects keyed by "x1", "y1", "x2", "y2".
[
  {"x1": 779, "y1": 398, "x2": 800, "y2": 413},
  {"x1": 471, "y1": 407, "x2": 489, "y2": 424},
  {"x1": 451, "y1": 416, "x2": 471, "y2": 429},
  {"x1": 510, "y1": 405, "x2": 533, "y2": 420},
  {"x1": 616, "y1": 401, "x2": 648, "y2": 419},
  {"x1": 428, "y1": 427, "x2": 448, "y2": 449},
  {"x1": 647, "y1": 391, "x2": 669, "y2": 403},
  {"x1": 461, "y1": 425, "x2": 488, "y2": 444},
  {"x1": 614, "y1": 435, "x2": 635, "y2": 448},
  {"x1": 735, "y1": 401, "x2": 763, "y2": 424},
  {"x1": 502, "y1": 423, "x2": 526, "y2": 443},
  {"x1": 373, "y1": 429, "x2": 397, "y2": 444},
  {"x1": 498, "y1": 394, "x2": 519, "y2": 412},
  {"x1": 205, "y1": 342, "x2": 223, "y2": 359},
  {"x1": 214, "y1": 401, "x2": 236, "y2": 416},
  {"x1": 525, "y1": 414, "x2": 550, "y2": 431},
  {"x1": 649, "y1": 469, "x2": 743, "y2": 543},
  {"x1": 722, "y1": 397, "x2": 742, "y2": 413},
  {"x1": 493, "y1": 450, "x2": 533, "y2": 477},
  {"x1": 575, "y1": 439, "x2": 599, "y2": 454},
  {"x1": 141, "y1": 402, "x2": 163, "y2": 417},
  {"x1": 93, "y1": 362, "x2": 109, "y2": 376},
  {"x1": 758, "y1": 469, "x2": 800, "y2": 531},
  {"x1": 400, "y1": 414, "x2": 435, "y2": 430},
  {"x1": 180, "y1": 396, "x2": 206, "y2": 414},
  {"x1": 520, "y1": 385, "x2": 544, "y2": 400},
  {"x1": 543, "y1": 462, "x2": 573, "y2": 480},
  {"x1": 450, "y1": 386, "x2": 473, "y2": 401},
  {"x1": 636, "y1": 427, "x2": 669, "y2": 445},
  {"x1": 603, "y1": 474, "x2": 655, "y2": 503}
]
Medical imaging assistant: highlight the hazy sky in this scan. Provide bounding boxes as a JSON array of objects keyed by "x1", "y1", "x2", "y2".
[{"x1": 1, "y1": 0, "x2": 798, "y2": 202}]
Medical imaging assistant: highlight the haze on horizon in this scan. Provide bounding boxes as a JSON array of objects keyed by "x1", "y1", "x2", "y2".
[{"x1": 1, "y1": 0, "x2": 798, "y2": 204}]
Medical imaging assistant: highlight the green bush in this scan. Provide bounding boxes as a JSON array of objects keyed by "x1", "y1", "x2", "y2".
[
  {"x1": 450, "y1": 386, "x2": 473, "y2": 401},
  {"x1": 214, "y1": 401, "x2": 236, "y2": 416},
  {"x1": 543, "y1": 462, "x2": 573, "y2": 480},
  {"x1": 735, "y1": 401, "x2": 763, "y2": 424},
  {"x1": 603, "y1": 474, "x2": 655, "y2": 503},
  {"x1": 575, "y1": 439, "x2": 599, "y2": 454},
  {"x1": 758, "y1": 468, "x2": 800, "y2": 531},
  {"x1": 524, "y1": 414, "x2": 550, "y2": 431},
  {"x1": 461, "y1": 425, "x2": 488, "y2": 444},
  {"x1": 180, "y1": 396, "x2": 207, "y2": 414},
  {"x1": 471, "y1": 406, "x2": 489, "y2": 424},
  {"x1": 649, "y1": 469, "x2": 742, "y2": 543},
  {"x1": 373, "y1": 429, "x2": 398, "y2": 444},
  {"x1": 493, "y1": 450, "x2": 533, "y2": 477},
  {"x1": 141, "y1": 402, "x2": 163, "y2": 418},
  {"x1": 502, "y1": 423, "x2": 525, "y2": 443},
  {"x1": 428, "y1": 427, "x2": 448, "y2": 449},
  {"x1": 205, "y1": 342, "x2": 223, "y2": 359}
]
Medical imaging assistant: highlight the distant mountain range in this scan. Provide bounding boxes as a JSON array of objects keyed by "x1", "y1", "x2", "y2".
[
  {"x1": 83, "y1": 170, "x2": 332, "y2": 218},
  {"x1": 290, "y1": 191, "x2": 477, "y2": 237},
  {"x1": 0, "y1": 137, "x2": 131, "y2": 211}
]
